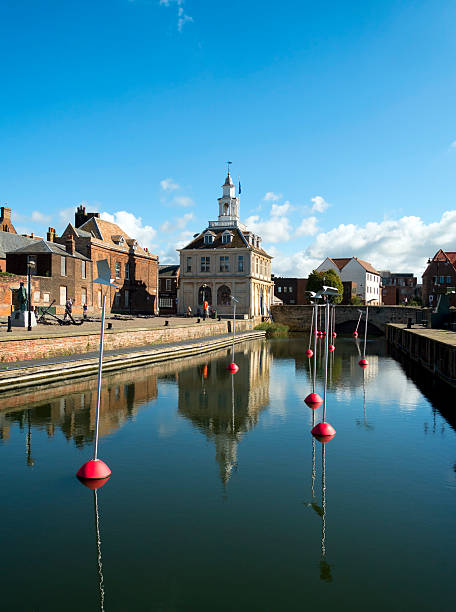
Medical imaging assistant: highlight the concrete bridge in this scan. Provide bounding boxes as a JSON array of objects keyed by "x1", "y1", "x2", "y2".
[{"x1": 271, "y1": 305, "x2": 424, "y2": 335}]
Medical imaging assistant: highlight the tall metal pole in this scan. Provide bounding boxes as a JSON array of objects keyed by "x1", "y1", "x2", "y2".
[
  {"x1": 312, "y1": 303, "x2": 318, "y2": 394},
  {"x1": 322, "y1": 301, "x2": 330, "y2": 423},
  {"x1": 232, "y1": 300, "x2": 236, "y2": 359},
  {"x1": 94, "y1": 293, "x2": 106, "y2": 460},
  {"x1": 27, "y1": 263, "x2": 32, "y2": 332}
]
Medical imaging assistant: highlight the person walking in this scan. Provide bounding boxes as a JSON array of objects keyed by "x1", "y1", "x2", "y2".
[
  {"x1": 203, "y1": 300, "x2": 209, "y2": 320},
  {"x1": 187, "y1": 305, "x2": 192, "y2": 317},
  {"x1": 64, "y1": 297, "x2": 73, "y2": 320},
  {"x1": 83, "y1": 303, "x2": 88, "y2": 320}
]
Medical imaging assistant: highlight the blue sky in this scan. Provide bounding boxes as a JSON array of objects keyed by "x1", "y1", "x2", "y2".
[{"x1": 1, "y1": 0, "x2": 456, "y2": 277}]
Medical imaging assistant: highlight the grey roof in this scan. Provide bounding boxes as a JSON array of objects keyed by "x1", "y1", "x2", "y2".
[
  {"x1": 159, "y1": 264, "x2": 180, "y2": 277},
  {"x1": 10, "y1": 239, "x2": 90, "y2": 260},
  {"x1": 0, "y1": 231, "x2": 36, "y2": 259}
]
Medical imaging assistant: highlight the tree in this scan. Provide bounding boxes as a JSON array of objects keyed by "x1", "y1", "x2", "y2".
[{"x1": 306, "y1": 269, "x2": 343, "y2": 304}]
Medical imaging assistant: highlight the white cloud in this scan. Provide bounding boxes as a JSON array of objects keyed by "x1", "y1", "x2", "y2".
[
  {"x1": 245, "y1": 213, "x2": 292, "y2": 243},
  {"x1": 100, "y1": 211, "x2": 157, "y2": 251},
  {"x1": 160, "y1": 0, "x2": 193, "y2": 32},
  {"x1": 172, "y1": 195, "x2": 195, "y2": 207},
  {"x1": 58, "y1": 207, "x2": 76, "y2": 225},
  {"x1": 31, "y1": 211, "x2": 52, "y2": 224},
  {"x1": 160, "y1": 212, "x2": 194, "y2": 232},
  {"x1": 295, "y1": 216, "x2": 318, "y2": 236},
  {"x1": 160, "y1": 178, "x2": 180, "y2": 192},
  {"x1": 271, "y1": 201, "x2": 292, "y2": 216},
  {"x1": 270, "y1": 210, "x2": 456, "y2": 279},
  {"x1": 311, "y1": 196, "x2": 330, "y2": 213},
  {"x1": 450, "y1": 141, "x2": 456, "y2": 149},
  {"x1": 263, "y1": 192, "x2": 282, "y2": 202}
]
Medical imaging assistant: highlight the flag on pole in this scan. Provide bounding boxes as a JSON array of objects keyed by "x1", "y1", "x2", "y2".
[{"x1": 238, "y1": 177, "x2": 241, "y2": 195}]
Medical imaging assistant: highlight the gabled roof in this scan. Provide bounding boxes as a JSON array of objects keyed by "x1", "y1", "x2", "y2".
[
  {"x1": 353, "y1": 257, "x2": 380, "y2": 275},
  {"x1": 0, "y1": 231, "x2": 36, "y2": 259},
  {"x1": 329, "y1": 257, "x2": 351, "y2": 270},
  {"x1": 181, "y1": 226, "x2": 271, "y2": 257},
  {"x1": 76, "y1": 217, "x2": 156, "y2": 258},
  {"x1": 10, "y1": 239, "x2": 90, "y2": 260}
]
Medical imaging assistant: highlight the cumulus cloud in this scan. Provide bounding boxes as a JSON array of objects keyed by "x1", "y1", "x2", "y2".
[
  {"x1": 100, "y1": 211, "x2": 157, "y2": 250},
  {"x1": 311, "y1": 196, "x2": 330, "y2": 213},
  {"x1": 160, "y1": 212, "x2": 194, "y2": 232},
  {"x1": 264, "y1": 192, "x2": 282, "y2": 202},
  {"x1": 271, "y1": 201, "x2": 292, "y2": 216},
  {"x1": 245, "y1": 213, "x2": 292, "y2": 244},
  {"x1": 450, "y1": 141, "x2": 456, "y2": 149},
  {"x1": 270, "y1": 210, "x2": 456, "y2": 279},
  {"x1": 172, "y1": 195, "x2": 195, "y2": 207},
  {"x1": 295, "y1": 216, "x2": 318, "y2": 236},
  {"x1": 160, "y1": 178, "x2": 180, "y2": 192}
]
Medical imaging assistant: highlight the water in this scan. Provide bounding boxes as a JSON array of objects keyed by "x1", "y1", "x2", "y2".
[{"x1": 0, "y1": 337, "x2": 454, "y2": 611}]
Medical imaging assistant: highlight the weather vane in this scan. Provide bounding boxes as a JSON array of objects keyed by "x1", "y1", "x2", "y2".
[{"x1": 227, "y1": 160, "x2": 232, "y2": 175}]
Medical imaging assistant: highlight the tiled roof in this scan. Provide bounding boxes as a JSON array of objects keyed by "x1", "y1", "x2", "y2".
[
  {"x1": 10, "y1": 239, "x2": 90, "y2": 260},
  {"x1": 181, "y1": 227, "x2": 271, "y2": 258},
  {"x1": 354, "y1": 257, "x2": 380, "y2": 275},
  {"x1": 78, "y1": 217, "x2": 156, "y2": 258},
  {"x1": 159, "y1": 264, "x2": 180, "y2": 276},
  {"x1": 329, "y1": 257, "x2": 351, "y2": 270},
  {"x1": 0, "y1": 231, "x2": 36, "y2": 259}
]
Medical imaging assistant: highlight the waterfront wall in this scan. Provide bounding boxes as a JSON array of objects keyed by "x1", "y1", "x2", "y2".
[
  {"x1": 387, "y1": 324, "x2": 456, "y2": 386},
  {"x1": 0, "y1": 318, "x2": 259, "y2": 363},
  {"x1": 271, "y1": 304, "x2": 422, "y2": 334}
]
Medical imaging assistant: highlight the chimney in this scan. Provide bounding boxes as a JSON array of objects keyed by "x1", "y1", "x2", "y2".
[
  {"x1": 1, "y1": 206, "x2": 17, "y2": 234},
  {"x1": 75, "y1": 204, "x2": 100, "y2": 228},
  {"x1": 47, "y1": 227, "x2": 56, "y2": 242},
  {"x1": 66, "y1": 235, "x2": 75, "y2": 255}
]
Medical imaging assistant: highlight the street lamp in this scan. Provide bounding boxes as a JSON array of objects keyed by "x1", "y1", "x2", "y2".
[
  {"x1": 227, "y1": 295, "x2": 239, "y2": 372},
  {"x1": 27, "y1": 256, "x2": 36, "y2": 332}
]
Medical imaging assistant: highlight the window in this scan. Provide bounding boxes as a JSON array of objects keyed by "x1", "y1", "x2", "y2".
[
  {"x1": 204, "y1": 234, "x2": 214, "y2": 245},
  {"x1": 61, "y1": 256, "x2": 66, "y2": 276},
  {"x1": 433, "y1": 276, "x2": 438, "y2": 284},
  {"x1": 33, "y1": 291, "x2": 40, "y2": 303},
  {"x1": 201, "y1": 256, "x2": 210, "y2": 272},
  {"x1": 116, "y1": 262, "x2": 121, "y2": 279},
  {"x1": 166, "y1": 279, "x2": 172, "y2": 290},
  {"x1": 81, "y1": 287, "x2": 87, "y2": 306},
  {"x1": 283, "y1": 287, "x2": 287, "y2": 293},
  {"x1": 59, "y1": 286, "x2": 67, "y2": 305},
  {"x1": 440, "y1": 276, "x2": 445, "y2": 284},
  {"x1": 289, "y1": 286, "x2": 292, "y2": 292},
  {"x1": 186, "y1": 256, "x2": 192, "y2": 272},
  {"x1": 43, "y1": 293, "x2": 50, "y2": 303},
  {"x1": 81, "y1": 260, "x2": 86, "y2": 279},
  {"x1": 125, "y1": 263, "x2": 130, "y2": 280},
  {"x1": 217, "y1": 285, "x2": 232, "y2": 305},
  {"x1": 238, "y1": 255, "x2": 244, "y2": 272},
  {"x1": 278, "y1": 287, "x2": 282, "y2": 293},
  {"x1": 222, "y1": 232, "x2": 233, "y2": 244},
  {"x1": 159, "y1": 297, "x2": 173, "y2": 308},
  {"x1": 220, "y1": 256, "x2": 229, "y2": 272},
  {"x1": 255, "y1": 259, "x2": 259, "y2": 274},
  {"x1": 447, "y1": 276, "x2": 452, "y2": 283}
]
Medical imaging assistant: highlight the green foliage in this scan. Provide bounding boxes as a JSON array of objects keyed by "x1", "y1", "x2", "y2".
[
  {"x1": 306, "y1": 269, "x2": 343, "y2": 304},
  {"x1": 406, "y1": 298, "x2": 422, "y2": 307},
  {"x1": 350, "y1": 295, "x2": 364, "y2": 305},
  {"x1": 0, "y1": 271, "x2": 15, "y2": 277},
  {"x1": 255, "y1": 322, "x2": 289, "y2": 337}
]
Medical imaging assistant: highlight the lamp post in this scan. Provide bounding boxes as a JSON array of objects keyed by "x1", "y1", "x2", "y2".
[
  {"x1": 27, "y1": 256, "x2": 36, "y2": 332},
  {"x1": 227, "y1": 295, "x2": 239, "y2": 372}
]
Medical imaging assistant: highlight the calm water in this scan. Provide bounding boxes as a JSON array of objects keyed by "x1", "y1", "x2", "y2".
[{"x1": 0, "y1": 337, "x2": 455, "y2": 611}]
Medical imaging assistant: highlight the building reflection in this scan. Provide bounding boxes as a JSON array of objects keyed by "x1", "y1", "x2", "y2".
[{"x1": 177, "y1": 340, "x2": 271, "y2": 485}]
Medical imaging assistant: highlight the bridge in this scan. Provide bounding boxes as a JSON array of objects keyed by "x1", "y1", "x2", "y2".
[{"x1": 271, "y1": 305, "x2": 424, "y2": 335}]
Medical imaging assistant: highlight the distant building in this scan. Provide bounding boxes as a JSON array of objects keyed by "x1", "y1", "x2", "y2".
[
  {"x1": 316, "y1": 257, "x2": 381, "y2": 305},
  {"x1": 178, "y1": 171, "x2": 273, "y2": 317},
  {"x1": 0, "y1": 207, "x2": 16, "y2": 235},
  {"x1": 421, "y1": 250, "x2": 456, "y2": 307},
  {"x1": 380, "y1": 271, "x2": 419, "y2": 305},
  {"x1": 272, "y1": 276, "x2": 308, "y2": 304},
  {"x1": 158, "y1": 264, "x2": 180, "y2": 314}
]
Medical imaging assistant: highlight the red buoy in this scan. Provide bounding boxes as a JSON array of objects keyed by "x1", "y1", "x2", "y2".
[
  {"x1": 77, "y1": 459, "x2": 111, "y2": 480},
  {"x1": 305, "y1": 392, "x2": 323, "y2": 409},
  {"x1": 313, "y1": 433, "x2": 336, "y2": 444},
  {"x1": 305, "y1": 349, "x2": 313, "y2": 358},
  {"x1": 359, "y1": 358, "x2": 369, "y2": 367},
  {"x1": 311, "y1": 421, "x2": 336, "y2": 439},
  {"x1": 322, "y1": 331, "x2": 326, "y2": 336},
  {"x1": 77, "y1": 475, "x2": 111, "y2": 490},
  {"x1": 329, "y1": 344, "x2": 335, "y2": 352},
  {"x1": 332, "y1": 332, "x2": 337, "y2": 338},
  {"x1": 353, "y1": 331, "x2": 358, "y2": 338},
  {"x1": 227, "y1": 363, "x2": 239, "y2": 373}
]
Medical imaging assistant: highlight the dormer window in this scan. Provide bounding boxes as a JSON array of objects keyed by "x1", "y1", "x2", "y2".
[
  {"x1": 204, "y1": 231, "x2": 215, "y2": 245},
  {"x1": 222, "y1": 231, "x2": 233, "y2": 244},
  {"x1": 112, "y1": 235, "x2": 125, "y2": 245}
]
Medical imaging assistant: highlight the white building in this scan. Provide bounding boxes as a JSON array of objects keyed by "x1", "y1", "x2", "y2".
[
  {"x1": 177, "y1": 171, "x2": 273, "y2": 317},
  {"x1": 316, "y1": 257, "x2": 382, "y2": 305}
]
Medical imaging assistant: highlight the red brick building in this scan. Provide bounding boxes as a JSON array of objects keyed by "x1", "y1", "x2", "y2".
[
  {"x1": 158, "y1": 265, "x2": 180, "y2": 314},
  {"x1": 380, "y1": 271, "x2": 419, "y2": 305},
  {"x1": 272, "y1": 276, "x2": 308, "y2": 304},
  {"x1": 58, "y1": 206, "x2": 159, "y2": 314},
  {"x1": 422, "y1": 250, "x2": 456, "y2": 307}
]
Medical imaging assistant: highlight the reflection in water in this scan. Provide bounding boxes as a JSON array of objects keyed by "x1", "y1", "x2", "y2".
[
  {"x1": 93, "y1": 490, "x2": 105, "y2": 612},
  {"x1": 178, "y1": 342, "x2": 271, "y2": 485},
  {"x1": 26, "y1": 409, "x2": 35, "y2": 468},
  {"x1": 356, "y1": 369, "x2": 374, "y2": 431}
]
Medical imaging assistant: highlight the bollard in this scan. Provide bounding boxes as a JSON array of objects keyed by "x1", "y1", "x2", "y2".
[
  {"x1": 197, "y1": 318, "x2": 201, "y2": 323},
  {"x1": 227, "y1": 320, "x2": 232, "y2": 333},
  {"x1": 218, "y1": 315, "x2": 222, "y2": 322},
  {"x1": 164, "y1": 320, "x2": 169, "y2": 326},
  {"x1": 107, "y1": 322, "x2": 112, "y2": 330},
  {"x1": 407, "y1": 317, "x2": 412, "y2": 329},
  {"x1": 7, "y1": 316, "x2": 12, "y2": 332}
]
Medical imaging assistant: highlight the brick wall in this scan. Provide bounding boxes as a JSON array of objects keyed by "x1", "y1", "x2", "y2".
[{"x1": 0, "y1": 274, "x2": 41, "y2": 316}]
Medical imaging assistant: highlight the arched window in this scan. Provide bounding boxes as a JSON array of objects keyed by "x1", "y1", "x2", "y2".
[
  {"x1": 217, "y1": 285, "x2": 231, "y2": 306},
  {"x1": 198, "y1": 285, "x2": 212, "y2": 305}
]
